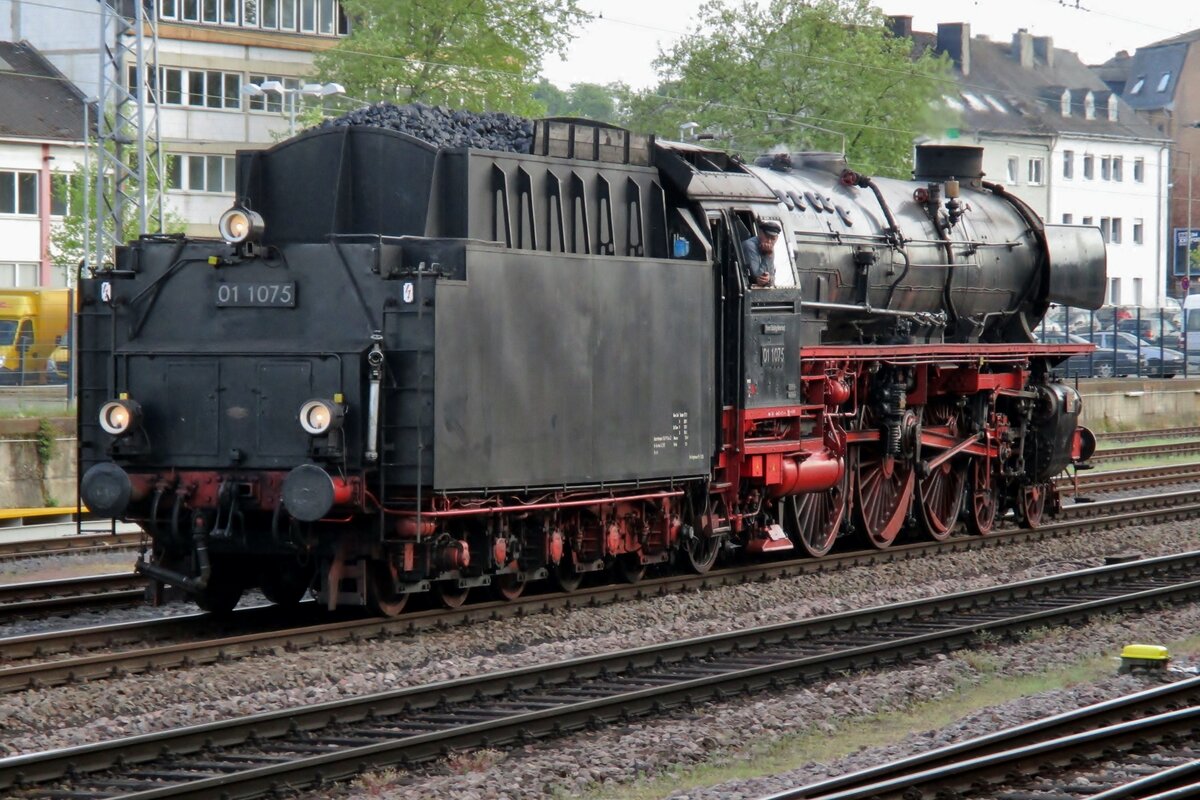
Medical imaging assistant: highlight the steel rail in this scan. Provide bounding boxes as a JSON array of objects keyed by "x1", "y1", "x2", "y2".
[
  {"x1": 1096, "y1": 426, "x2": 1200, "y2": 444},
  {"x1": 758, "y1": 675, "x2": 1200, "y2": 799},
  {"x1": 0, "y1": 574, "x2": 147, "y2": 623},
  {"x1": 2, "y1": 551, "x2": 1199, "y2": 798},
  {"x1": 1091, "y1": 440, "x2": 1200, "y2": 463},
  {"x1": 0, "y1": 530, "x2": 142, "y2": 561},
  {"x1": 763, "y1": 703, "x2": 1200, "y2": 800},
  {"x1": 4, "y1": 487, "x2": 1200, "y2": 694}
]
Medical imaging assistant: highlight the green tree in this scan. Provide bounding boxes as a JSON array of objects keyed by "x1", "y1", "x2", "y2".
[
  {"x1": 50, "y1": 143, "x2": 185, "y2": 278},
  {"x1": 315, "y1": 0, "x2": 589, "y2": 116},
  {"x1": 623, "y1": 0, "x2": 952, "y2": 176},
  {"x1": 533, "y1": 79, "x2": 619, "y2": 122}
]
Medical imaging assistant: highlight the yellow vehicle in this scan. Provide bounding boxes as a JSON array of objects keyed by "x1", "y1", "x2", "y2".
[{"x1": 0, "y1": 289, "x2": 69, "y2": 385}]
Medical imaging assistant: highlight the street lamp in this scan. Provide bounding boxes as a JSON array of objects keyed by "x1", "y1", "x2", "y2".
[{"x1": 242, "y1": 80, "x2": 345, "y2": 137}]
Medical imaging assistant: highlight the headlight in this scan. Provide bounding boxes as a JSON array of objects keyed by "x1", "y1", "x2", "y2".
[
  {"x1": 299, "y1": 398, "x2": 343, "y2": 435},
  {"x1": 99, "y1": 398, "x2": 142, "y2": 436},
  {"x1": 217, "y1": 206, "x2": 265, "y2": 245}
]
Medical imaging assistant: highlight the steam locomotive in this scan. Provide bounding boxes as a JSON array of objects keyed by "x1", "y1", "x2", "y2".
[{"x1": 77, "y1": 118, "x2": 1105, "y2": 614}]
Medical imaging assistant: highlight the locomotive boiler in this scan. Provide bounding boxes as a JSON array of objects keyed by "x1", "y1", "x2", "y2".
[{"x1": 77, "y1": 117, "x2": 1105, "y2": 613}]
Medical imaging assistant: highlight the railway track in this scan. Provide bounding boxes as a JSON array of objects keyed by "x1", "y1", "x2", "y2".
[
  {"x1": 1090, "y1": 439, "x2": 1200, "y2": 463},
  {"x1": 2, "y1": 550, "x2": 1198, "y2": 799},
  {"x1": 4, "y1": 486, "x2": 1200, "y2": 696},
  {"x1": 1095, "y1": 425, "x2": 1200, "y2": 444},
  {"x1": 0, "y1": 529, "x2": 142, "y2": 561},
  {"x1": 0, "y1": 574, "x2": 148, "y2": 624},
  {"x1": 760, "y1": 675, "x2": 1200, "y2": 799}
]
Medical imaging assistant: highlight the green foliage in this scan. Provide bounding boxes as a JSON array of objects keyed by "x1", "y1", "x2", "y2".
[
  {"x1": 50, "y1": 130, "x2": 186, "y2": 280},
  {"x1": 35, "y1": 418, "x2": 56, "y2": 466},
  {"x1": 533, "y1": 79, "x2": 620, "y2": 122},
  {"x1": 1190, "y1": 245, "x2": 1200, "y2": 273},
  {"x1": 617, "y1": 0, "x2": 954, "y2": 177},
  {"x1": 315, "y1": 0, "x2": 590, "y2": 115}
]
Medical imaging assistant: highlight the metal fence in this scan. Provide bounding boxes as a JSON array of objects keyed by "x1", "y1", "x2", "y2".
[{"x1": 1036, "y1": 305, "x2": 1196, "y2": 380}]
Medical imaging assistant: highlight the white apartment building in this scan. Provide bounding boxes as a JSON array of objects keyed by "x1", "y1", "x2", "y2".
[
  {"x1": 896, "y1": 19, "x2": 1171, "y2": 308},
  {"x1": 0, "y1": 41, "x2": 88, "y2": 288},
  {"x1": 0, "y1": 0, "x2": 349, "y2": 238}
]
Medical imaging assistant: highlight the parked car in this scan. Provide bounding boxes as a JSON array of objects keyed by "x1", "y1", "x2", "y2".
[
  {"x1": 1035, "y1": 332, "x2": 1142, "y2": 378},
  {"x1": 1076, "y1": 330, "x2": 1185, "y2": 378}
]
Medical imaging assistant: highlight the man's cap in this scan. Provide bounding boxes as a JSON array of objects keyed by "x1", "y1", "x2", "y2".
[{"x1": 760, "y1": 220, "x2": 782, "y2": 237}]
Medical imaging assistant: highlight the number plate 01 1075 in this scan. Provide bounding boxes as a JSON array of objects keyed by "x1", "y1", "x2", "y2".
[{"x1": 215, "y1": 282, "x2": 296, "y2": 307}]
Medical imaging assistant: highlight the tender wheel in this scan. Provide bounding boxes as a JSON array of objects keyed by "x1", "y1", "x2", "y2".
[
  {"x1": 853, "y1": 447, "x2": 915, "y2": 549},
  {"x1": 917, "y1": 404, "x2": 966, "y2": 541},
  {"x1": 787, "y1": 466, "x2": 849, "y2": 557},
  {"x1": 493, "y1": 563, "x2": 526, "y2": 601},
  {"x1": 965, "y1": 458, "x2": 999, "y2": 536},
  {"x1": 194, "y1": 580, "x2": 243, "y2": 614},
  {"x1": 615, "y1": 553, "x2": 646, "y2": 583},
  {"x1": 259, "y1": 562, "x2": 314, "y2": 607},
  {"x1": 365, "y1": 561, "x2": 409, "y2": 617},
  {"x1": 680, "y1": 528, "x2": 721, "y2": 573},
  {"x1": 1017, "y1": 482, "x2": 1047, "y2": 529},
  {"x1": 552, "y1": 559, "x2": 585, "y2": 593},
  {"x1": 434, "y1": 581, "x2": 470, "y2": 609}
]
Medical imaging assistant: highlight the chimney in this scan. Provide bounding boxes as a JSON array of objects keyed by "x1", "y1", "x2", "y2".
[
  {"x1": 1012, "y1": 29, "x2": 1034, "y2": 68},
  {"x1": 1033, "y1": 36, "x2": 1054, "y2": 68},
  {"x1": 937, "y1": 22, "x2": 971, "y2": 76},
  {"x1": 888, "y1": 15, "x2": 913, "y2": 39}
]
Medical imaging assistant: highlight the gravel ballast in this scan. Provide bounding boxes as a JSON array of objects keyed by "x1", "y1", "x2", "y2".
[{"x1": 2, "y1": 520, "x2": 1198, "y2": 799}]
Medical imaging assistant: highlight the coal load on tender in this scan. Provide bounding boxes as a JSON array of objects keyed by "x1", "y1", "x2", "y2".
[{"x1": 318, "y1": 101, "x2": 535, "y2": 153}]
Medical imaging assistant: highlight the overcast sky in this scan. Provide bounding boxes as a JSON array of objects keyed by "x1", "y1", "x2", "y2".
[{"x1": 541, "y1": 0, "x2": 1200, "y2": 90}]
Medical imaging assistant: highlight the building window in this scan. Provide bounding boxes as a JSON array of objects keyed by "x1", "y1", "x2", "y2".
[
  {"x1": 170, "y1": 154, "x2": 236, "y2": 193},
  {"x1": 1109, "y1": 277, "x2": 1121, "y2": 305},
  {"x1": 247, "y1": 75, "x2": 301, "y2": 112},
  {"x1": 1027, "y1": 157, "x2": 1044, "y2": 185},
  {"x1": 164, "y1": 0, "x2": 341, "y2": 33},
  {"x1": 1083, "y1": 154, "x2": 1094, "y2": 179},
  {"x1": 1062, "y1": 213, "x2": 1073, "y2": 224},
  {"x1": 1157, "y1": 72, "x2": 1171, "y2": 92},
  {"x1": 1101, "y1": 156, "x2": 1111, "y2": 181},
  {"x1": 1133, "y1": 278, "x2": 1143, "y2": 306},
  {"x1": 1133, "y1": 218, "x2": 1143, "y2": 244},
  {"x1": 1006, "y1": 156, "x2": 1019, "y2": 184},
  {"x1": 281, "y1": 0, "x2": 296, "y2": 29},
  {"x1": 1134, "y1": 158, "x2": 1144, "y2": 182},
  {"x1": 1130, "y1": 76, "x2": 1145, "y2": 94},
  {"x1": 1060, "y1": 90, "x2": 1070, "y2": 117},
  {"x1": 1082, "y1": 216, "x2": 1093, "y2": 226},
  {"x1": 1062, "y1": 150, "x2": 1073, "y2": 179},
  {"x1": 0, "y1": 171, "x2": 37, "y2": 215},
  {"x1": 160, "y1": 67, "x2": 239, "y2": 109},
  {"x1": 50, "y1": 173, "x2": 83, "y2": 217},
  {"x1": 1112, "y1": 157, "x2": 1123, "y2": 182},
  {"x1": 0, "y1": 263, "x2": 39, "y2": 288},
  {"x1": 1110, "y1": 217, "x2": 1122, "y2": 244},
  {"x1": 1084, "y1": 92, "x2": 1095, "y2": 120},
  {"x1": 1099, "y1": 217, "x2": 1110, "y2": 242}
]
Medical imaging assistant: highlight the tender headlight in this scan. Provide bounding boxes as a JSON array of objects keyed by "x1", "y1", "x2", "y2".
[
  {"x1": 217, "y1": 206, "x2": 265, "y2": 245},
  {"x1": 99, "y1": 398, "x2": 142, "y2": 436},
  {"x1": 299, "y1": 398, "x2": 343, "y2": 436}
]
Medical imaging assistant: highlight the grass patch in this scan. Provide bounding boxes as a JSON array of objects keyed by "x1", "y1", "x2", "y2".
[{"x1": 581, "y1": 634, "x2": 1200, "y2": 800}]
